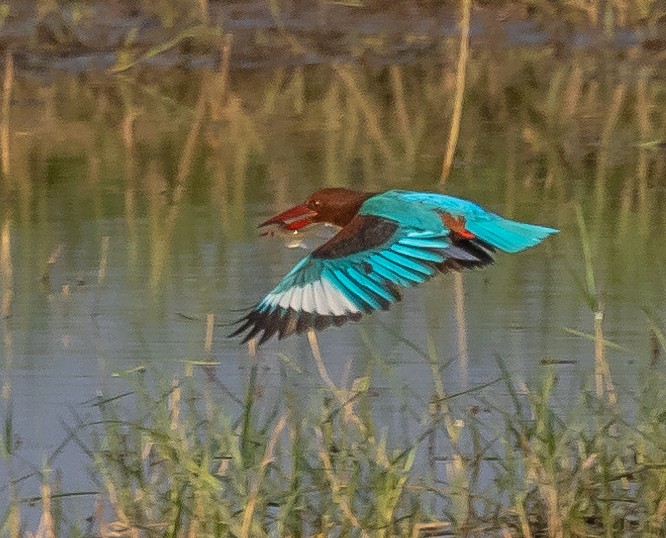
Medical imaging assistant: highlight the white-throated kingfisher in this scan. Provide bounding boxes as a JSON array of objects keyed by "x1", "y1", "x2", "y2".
[{"x1": 230, "y1": 188, "x2": 558, "y2": 345}]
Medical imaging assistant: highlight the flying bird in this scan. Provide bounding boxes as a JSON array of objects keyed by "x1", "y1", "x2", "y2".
[{"x1": 230, "y1": 188, "x2": 557, "y2": 345}]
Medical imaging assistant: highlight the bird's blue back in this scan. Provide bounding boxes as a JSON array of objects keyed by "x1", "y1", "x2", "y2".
[{"x1": 361, "y1": 190, "x2": 557, "y2": 254}]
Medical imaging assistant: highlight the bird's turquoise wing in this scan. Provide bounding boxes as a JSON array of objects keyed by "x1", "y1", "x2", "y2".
[
  {"x1": 230, "y1": 214, "x2": 492, "y2": 344},
  {"x1": 386, "y1": 190, "x2": 558, "y2": 253}
]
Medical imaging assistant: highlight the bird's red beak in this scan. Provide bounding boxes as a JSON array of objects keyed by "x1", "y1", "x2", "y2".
[{"x1": 258, "y1": 203, "x2": 318, "y2": 231}]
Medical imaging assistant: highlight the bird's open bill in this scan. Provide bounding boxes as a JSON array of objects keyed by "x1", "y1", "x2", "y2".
[{"x1": 259, "y1": 204, "x2": 317, "y2": 231}]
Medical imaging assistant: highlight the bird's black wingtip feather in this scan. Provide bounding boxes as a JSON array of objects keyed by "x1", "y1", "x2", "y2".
[{"x1": 227, "y1": 304, "x2": 373, "y2": 347}]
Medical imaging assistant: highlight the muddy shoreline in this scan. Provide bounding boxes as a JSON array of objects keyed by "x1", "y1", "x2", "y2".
[{"x1": 1, "y1": 1, "x2": 664, "y2": 74}]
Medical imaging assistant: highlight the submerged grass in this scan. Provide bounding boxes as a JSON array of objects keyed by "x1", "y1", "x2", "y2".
[{"x1": 3, "y1": 338, "x2": 666, "y2": 536}]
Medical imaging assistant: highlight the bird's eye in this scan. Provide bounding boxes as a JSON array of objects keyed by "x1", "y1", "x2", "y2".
[{"x1": 313, "y1": 200, "x2": 321, "y2": 208}]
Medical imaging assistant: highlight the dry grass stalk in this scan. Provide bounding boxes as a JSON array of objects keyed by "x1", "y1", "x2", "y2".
[
  {"x1": 427, "y1": 398, "x2": 438, "y2": 493},
  {"x1": 453, "y1": 272, "x2": 469, "y2": 385},
  {"x1": 635, "y1": 67, "x2": 652, "y2": 137},
  {"x1": 649, "y1": 497, "x2": 666, "y2": 535},
  {"x1": 315, "y1": 427, "x2": 368, "y2": 536},
  {"x1": 411, "y1": 521, "x2": 451, "y2": 538},
  {"x1": 440, "y1": 0, "x2": 472, "y2": 185},
  {"x1": 307, "y1": 329, "x2": 367, "y2": 434},
  {"x1": 120, "y1": 109, "x2": 137, "y2": 151},
  {"x1": 594, "y1": 309, "x2": 619, "y2": 440},
  {"x1": 594, "y1": 309, "x2": 617, "y2": 403},
  {"x1": 93, "y1": 494, "x2": 105, "y2": 537},
  {"x1": 1, "y1": 220, "x2": 12, "y2": 319},
  {"x1": 594, "y1": 82, "x2": 626, "y2": 208},
  {"x1": 389, "y1": 65, "x2": 415, "y2": 158},
  {"x1": 97, "y1": 236, "x2": 110, "y2": 285},
  {"x1": 425, "y1": 339, "x2": 469, "y2": 523},
  {"x1": 101, "y1": 520, "x2": 139, "y2": 538},
  {"x1": 289, "y1": 66, "x2": 305, "y2": 114},
  {"x1": 205, "y1": 312, "x2": 214, "y2": 355},
  {"x1": 41, "y1": 244, "x2": 64, "y2": 290},
  {"x1": 426, "y1": 341, "x2": 462, "y2": 451},
  {"x1": 247, "y1": 337, "x2": 257, "y2": 358},
  {"x1": 201, "y1": 313, "x2": 217, "y2": 419},
  {"x1": 600, "y1": 82, "x2": 627, "y2": 149},
  {"x1": 225, "y1": 93, "x2": 262, "y2": 150},
  {"x1": 196, "y1": 0, "x2": 208, "y2": 22},
  {"x1": 323, "y1": 81, "x2": 342, "y2": 185},
  {"x1": 1, "y1": 50, "x2": 13, "y2": 177},
  {"x1": 334, "y1": 63, "x2": 396, "y2": 165},
  {"x1": 209, "y1": 33, "x2": 233, "y2": 120},
  {"x1": 175, "y1": 92, "x2": 207, "y2": 202},
  {"x1": 187, "y1": 499, "x2": 204, "y2": 538},
  {"x1": 169, "y1": 377, "x2": 181, "y2": 432},
  {"x1": 562, "y1": 63, "x2": 583, "y2": 123},
  {"x1": 636, "y1": 70, "x2": 652, "y2": 210},
  {"x1": 519, "y1": 440, "x2": 564, "y2": 538},
  {"x1": 515, "y1": 498, "x2": 534, "y2": 538},
  {"x1": 307, "y1": 329, "x2": 337, "y2": 392},
  {"x1": 8, "y1": 500, "x2": 20, "y2": 538},
  {"x1": 240, "y1": 413, "x2": 288, "y2": 537},
  {"x1": 150, "y1": 89, "x2": 207, "y2": 290},
  {"x1": 121, "y1": 107, "x2": 138, "y2": 245},
  {"x1": 594, "y1": 310, "x2": 604, "y2": 399},
  {"x1": 32, "y1": 480, "x2": 55, "y2": 538}
]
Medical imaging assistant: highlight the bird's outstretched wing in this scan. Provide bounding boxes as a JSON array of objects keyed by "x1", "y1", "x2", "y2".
[
  {"x1": 230, "y1": 214, "x2": 493, "y2": 344},
  {"x1": 390, "y1": 191, "x2": 558, "y2": 253}
]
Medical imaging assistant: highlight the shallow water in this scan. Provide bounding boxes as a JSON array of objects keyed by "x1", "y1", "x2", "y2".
[{"x1": 0, "y1": 44, "x2": 665, "y2": 523}]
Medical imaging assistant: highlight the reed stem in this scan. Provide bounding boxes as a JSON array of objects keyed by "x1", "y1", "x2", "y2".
[
  {"x1": 97, "y1": 236, "x2": 110, "y2": 285},
  {"x1": 0, "y1": 221, "x2": 12, "y2": 319},
  {"x1": 1, "y1": 50, "x2": 13, "y2": 178},
  {"x1": 205, "y1": 312, "x2": 214, "y2": 355},
  {"x1": 440, "y1": 0, "x2": 472, "y2": 185},
  {"x1": 453, "y1": 271, "x2": 469, "y2": 386}
]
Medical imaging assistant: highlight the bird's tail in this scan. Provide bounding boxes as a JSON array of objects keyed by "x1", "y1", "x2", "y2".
[{"x1": 466, "y1": 218, "x2": 558, "y2": 253}]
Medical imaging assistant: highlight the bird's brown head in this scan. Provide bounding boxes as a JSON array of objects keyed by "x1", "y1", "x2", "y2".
[{"x1": 259, "y1": 188, "x2": 373, "y2": 230}]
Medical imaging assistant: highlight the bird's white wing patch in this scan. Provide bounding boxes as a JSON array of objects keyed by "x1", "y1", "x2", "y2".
[
  {"x1": 301, "y1": 282, "x2": 316, "y2": 314},
  {"x1": 312, "y1": 280, "x2": 330, "y2": 316},
  {"x1": 261, "y1": 278, "x2": 361, "y2": 317},
  {"x1": 321, "y1": 277, "x2": 360, "y2": 315}
]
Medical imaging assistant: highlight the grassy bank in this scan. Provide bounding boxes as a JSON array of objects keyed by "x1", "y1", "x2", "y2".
[{"x1": 2, "y1": 332, "x2": 666, "y2": 536}]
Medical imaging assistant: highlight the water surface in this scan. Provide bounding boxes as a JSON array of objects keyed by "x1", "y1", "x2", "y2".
[{"x1": 1, "y1": 45, "x2": 665, "y2": 521}]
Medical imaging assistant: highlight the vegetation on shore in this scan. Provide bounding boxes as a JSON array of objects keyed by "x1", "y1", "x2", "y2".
[{"x1": 3, "y1": 329, "x2": 666, "y2": 536}]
